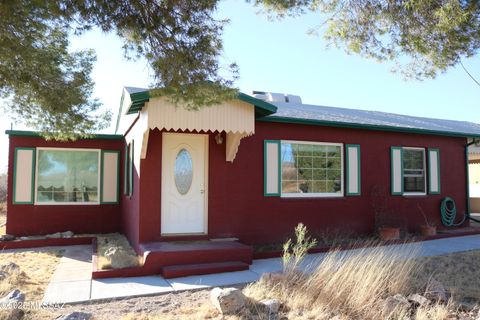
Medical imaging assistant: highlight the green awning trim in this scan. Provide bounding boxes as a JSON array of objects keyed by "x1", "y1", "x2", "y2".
[{"x1": 124, "y1": 89, "x2": 277, "y2": 117}]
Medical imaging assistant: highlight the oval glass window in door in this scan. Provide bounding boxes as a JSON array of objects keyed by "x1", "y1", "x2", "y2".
[{"x1": 174, "y1": 148, "x2": 193, "y2": 195}]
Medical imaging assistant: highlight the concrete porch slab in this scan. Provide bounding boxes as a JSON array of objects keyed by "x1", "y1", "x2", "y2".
[
  {"x1": 166, "y1": 270, "x2": 260, "y2": 291},
  {"x1": 90, "y1": 276, "x2": 172, "y2": 300},
  {"x1": 249, "y1": 257, "x2": 283, "y2": 275},
  {"x1": 43, "y1": 280, "x2": 91, "y2": 304}
]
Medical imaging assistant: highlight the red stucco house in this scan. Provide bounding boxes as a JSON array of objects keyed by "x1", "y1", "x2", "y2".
[{"x1": 5, "y1": 88, "x2": 480, "y2": 276}]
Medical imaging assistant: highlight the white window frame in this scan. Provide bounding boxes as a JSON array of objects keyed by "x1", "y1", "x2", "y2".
[
  {"x1": 34, "y1": 147, "x2": 101, "y2": 205},
  {"x1": 280, "y1": 140, "x2": 344, "y2": 198},
  {"x1": 402, "y1": 147, "x2": 427, "y2": 196}
]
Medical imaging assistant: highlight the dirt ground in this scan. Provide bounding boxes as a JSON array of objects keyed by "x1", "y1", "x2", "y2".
[{"x1": 48, "y1": 288, "x2": 226, "y2": 320}]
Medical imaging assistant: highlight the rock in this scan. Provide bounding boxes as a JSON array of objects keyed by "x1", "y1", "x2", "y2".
[
  {"x1": 425, "y1": 278, "x2": 447, "y2": 302},
  {"x1": 104, "y1": 246, "x2": 119, "y2": 257},
  {"x1": 260, "y1": 272, "x2": 285, "y2": 283},
  {"x1": 382, "y1": 294, "x2": 410, "y2": 315},
  {"x1": 0, "y1": 263, "x2": 20, "y2": 280},
  {"x1": 104, "y1": 247, "x2": 136, "y2": 269},
  {"x1": 55, "y1": 311, "x2": 92, "y2": 320},
  {"x1": 0, "y1": 262, "x2": 19, "y2": 272},
  {"x1": 61, "y1": 231, "x2": 74, "y2": 238},
  {"x1": 45, "y1": 232, "x2": 62, "y2": 239},
  {"x1": 210, "y1": 287, "x2": 246, "y2": 314},
  {"x1": 26, "y1": 236, "x2": 45, "y2": 240},
  {"x1": 0, "y1": 289, "x2": 25, "y2": 305},
  {"x1": 0, "y1": 234, "x2": 15, "y2": 241},
  {"x1": 0, "y1": 289, "x2": 25, "y2": 320},
  {"x1": 459, "y1": 298, "x2": 478, "y2": 312},
  {"x1": 408, "y1": 293, "x2": 429, "y2": 307},
  {"x1": 260, "y1": 298, "x2": 281, "y2": 314}
]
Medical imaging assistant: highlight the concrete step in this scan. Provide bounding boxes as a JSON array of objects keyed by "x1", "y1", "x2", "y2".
[
  {"x1": 139, "y1": 241, "x2": 253, "y2": 275},
  {"x1": 161, "y1": 261, "x2": 249, "y2": 279}
]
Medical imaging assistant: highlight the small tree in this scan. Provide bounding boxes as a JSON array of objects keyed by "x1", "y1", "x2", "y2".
[{"x1": 282, "y1": 223, "x2": 318, "y2": 272}]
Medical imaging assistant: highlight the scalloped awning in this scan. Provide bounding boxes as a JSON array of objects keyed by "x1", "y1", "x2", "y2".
[
  {"x1": 136, "y1": 97, "x2": 259, "y2": 162},
  {"x1": 117, "y1": 88, "x2": 277, "y2": 162},
  {"x1": 146, "y1": 98, "x2": 255, "y2": 135}
]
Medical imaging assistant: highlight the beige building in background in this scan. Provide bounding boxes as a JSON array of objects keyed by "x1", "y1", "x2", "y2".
[{"x1": 469, "y1": 146, "x2": 480, "y2": 213}]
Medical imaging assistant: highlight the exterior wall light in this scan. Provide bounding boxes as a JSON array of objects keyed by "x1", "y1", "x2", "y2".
[{"x1": 215, "y1": 133, "x2": 223, "y2": 145}]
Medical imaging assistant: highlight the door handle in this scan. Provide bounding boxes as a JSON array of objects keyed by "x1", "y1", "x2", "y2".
[{"x1": 200, "y1": 189, "x2": 205, "y2": 194}]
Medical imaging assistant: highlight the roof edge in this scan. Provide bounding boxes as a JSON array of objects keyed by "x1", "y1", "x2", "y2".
[
  {"x1": 123, "y1": 88, "x2": 277, "y2": 117},
  {"x1": 5, "y1": 130, "x2": 124, "y2": 140},
  {"x1": 258, "y1": 116, "x2": 479, "y2": 139}
]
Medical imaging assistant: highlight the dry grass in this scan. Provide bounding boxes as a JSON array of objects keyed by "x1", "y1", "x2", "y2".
[
  {"x1": 97, "y1": 233, "x2": 141, "y2": 269},
  {"x1": 242, "y1": 243, "x2": 464, "y2": 320},
  {"x1": 0, "y1": 249, "x2": 63, "y2": 320},
  {"x1": 0, "y1": 249, "x2": 63, "y2": 302}
]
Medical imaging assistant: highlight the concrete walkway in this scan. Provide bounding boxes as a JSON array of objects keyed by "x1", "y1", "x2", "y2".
[{"x1": 42, "y1": 234, "x2": 480, "y2": 304}]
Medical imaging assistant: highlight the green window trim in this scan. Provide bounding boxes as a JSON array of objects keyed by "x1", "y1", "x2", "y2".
[
  {"x1": 263, "y1": 140, "x2": 281, "y2": 197},
  {"x1": 123, "y1": 144, "x2": 129, "y2": 196},
  {"x1": 345, "y1": 144, "x2": 361, "y2": 196},
  {"x1": 427, "y1": 148, "x2": 441, "y2": 195},
  {"x1": 390, "y1": 146, "x2": 404, "y2": 195},
  {"x1": 129, "y1": 140, "x2": 134, "y2": 197},
  {"x1": 100, "y1": 150, "x2": 120, "y2": 204},
  {"x1": 13, "y1": 147, "x2": 36, "y2": 204}
]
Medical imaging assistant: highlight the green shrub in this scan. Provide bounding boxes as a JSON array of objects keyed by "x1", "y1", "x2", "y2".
[{"x1": 282, "y1": 223, "x2": 318, "y2": 272}]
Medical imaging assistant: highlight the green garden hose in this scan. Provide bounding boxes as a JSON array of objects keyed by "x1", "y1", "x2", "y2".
[{"x1": 440, "y1": 197, "x2": 466, "y2": 227}]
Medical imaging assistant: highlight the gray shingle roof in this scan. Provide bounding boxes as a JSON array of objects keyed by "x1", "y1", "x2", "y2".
[
  {"x1": 265, "y1": 102, "x2": 480, "y2": 137},
  {"x1": 124, "y1": 86, "x2": 149, "y2": 94}
]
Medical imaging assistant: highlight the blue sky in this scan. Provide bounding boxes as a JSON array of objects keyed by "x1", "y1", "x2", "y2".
[{"x1": 1, "y1": 0, "x2": 479, "y2": 172}]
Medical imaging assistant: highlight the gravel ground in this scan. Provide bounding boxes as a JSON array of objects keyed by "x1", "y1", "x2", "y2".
[{"x1": 35, "y1": 286, "x2": 243, "y2": 320}]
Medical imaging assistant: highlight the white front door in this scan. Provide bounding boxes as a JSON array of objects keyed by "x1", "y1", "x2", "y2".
[{"x1": 161, "y1": 133, "x2": 208, "y2": 234}]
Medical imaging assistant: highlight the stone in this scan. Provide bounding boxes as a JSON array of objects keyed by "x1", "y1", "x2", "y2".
[
  {"x1": 0, "y1": 262, "x2": 19, "y2": 272},
  {"x1": 260, "y1": 272, "x2": 285, "y2": 283},
  {"x1": 45, "y1": 232, "x2": 62, "y2": 239},
  {"x1": 104, "y1": 246, "x2": 119, "y2": 257},
  {"x1": 0, "y1": 234, "x2": 15, "y2": 241},
  {"x1": 425, "y1": 278, "x2": 447, "y2": 302},
  {"x1": 104, "y1": 247, "x2": 136, "y2": 269},
  {"x1": 25, "y1": 236, "x2": 45, "y2": 240},
  {"x1": 260, "y1": 299, "x2": 281, "y2": 314},
  {"x1": 459, "y1": 298, "x2": 478, "y2": 312},
  {"x1": 0, "y1": 263, "x2": 20, "y2": 280},
  {"x1": 408, "y1": 293, "x2": 429, "y2": 307},
  {"x1": 0, "y1": 289, "x2": 25, "y2": 320},
  {"x1": 55, "y1": 311, "x2": 93, "y2": 320},
  {"x1": 382, "y1": 294, "x2": 410, "y2": 315},
  {"x1": 210, "y1": 287, "x2": 246, "y2": 314},
  {"x1": 61, "y1": 231, "x2": 74, "y2": 238}
]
